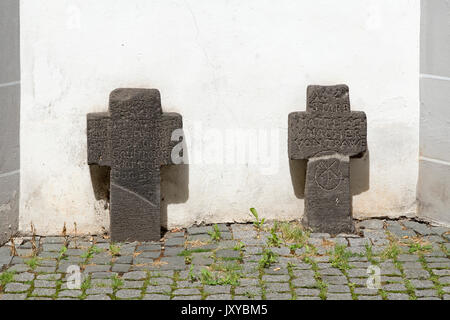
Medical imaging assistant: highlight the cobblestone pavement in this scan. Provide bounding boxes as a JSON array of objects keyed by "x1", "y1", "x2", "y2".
[{"x1": 0, "y1": 219, "x2": 449, "y2": 300}]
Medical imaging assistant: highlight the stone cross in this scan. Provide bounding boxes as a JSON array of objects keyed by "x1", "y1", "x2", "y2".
[
  {"x1": 288, "y1": 85, "x2": 367, "y2": 235},
  {"x1": 87, "y1": 88, "x2": 183, "y2": 242}
]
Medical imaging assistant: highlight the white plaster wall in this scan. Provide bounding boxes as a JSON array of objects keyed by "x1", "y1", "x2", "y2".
[
  {"x1": 20, "y1": 0, "x2": 420, "y2": 235},
  {"x1": 0, "y1": 0, "x2": 20, "y2": 244},
  {"x1": 418, "y1": 0, "x2": 450, "y2": 226}
]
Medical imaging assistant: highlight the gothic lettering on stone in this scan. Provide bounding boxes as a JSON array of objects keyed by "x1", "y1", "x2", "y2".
[{"x1": 292, "y1": 115, "x2": 366, "y2": 152}]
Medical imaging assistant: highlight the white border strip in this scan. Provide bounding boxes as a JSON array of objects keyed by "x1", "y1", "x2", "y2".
[
  {"x1": 420, "y1": 74, "x2": 450, "y2": 82},
  {"x1": 0, "y1": 169, "x2": 20, "y2": 179},
  {"x1": 420, "y1": 156, "x2": 450, "y2": 166},
  {"x1": 0, "y1": 81, "x2": 20, "y2": 88}
]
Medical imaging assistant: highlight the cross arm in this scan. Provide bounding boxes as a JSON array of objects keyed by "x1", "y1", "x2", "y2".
[
  {"x1": 87, "y1": 112, "x2": 111, "y2": 167},
  {"x1": 288, "y1": 111, "x2": 311, "y2": 160},
  {"x1": 159, "y1": 112, "x2": 183, "y2": 165},
  {"x1": 288, "y1": 111, "x2": 367, "y2": 159},
  {"x1": 348, "y1": 111, "x2": 367, "y2": 157}
]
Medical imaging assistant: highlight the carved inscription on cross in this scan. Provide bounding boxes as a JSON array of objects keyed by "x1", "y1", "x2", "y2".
[
  {"x1": 288, "y1": 85, "x2": 367, "y2": 234},
  {"x1": 87, "y1": 89, "x2": 183, "y2": 242}
]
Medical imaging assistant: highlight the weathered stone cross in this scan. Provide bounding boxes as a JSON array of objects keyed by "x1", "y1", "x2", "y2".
[
  {"x1": 87, "y1": 88, "x2": 183, "y2": 242},
  {"x1": 288, "y1": 85, "x2": 367, "y2": 235}
]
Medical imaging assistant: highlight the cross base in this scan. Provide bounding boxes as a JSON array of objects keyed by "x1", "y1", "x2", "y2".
[{"x1": 303, "y1": 153, "x2": 355, "y2": 235}]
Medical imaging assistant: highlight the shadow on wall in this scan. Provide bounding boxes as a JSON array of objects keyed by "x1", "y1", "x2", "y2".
[
  {"x1": 161, "y1": 128, "x2": 189, "y2": 232},
  {"x1": 89, "y1": 165, "x2": 110, "y2": 205},
  {"x1": 161, "y1": 164, "x2": 189, "y2": 231},
  {"x1": 289, "y1": 159, "x2": 307, "y2": 199},
  {"x1": 289, "y1": 149, "x2": 370, "y2": 198},
  {"x1": 350, "y1": 149, "x2": 370, "y2": 197}
]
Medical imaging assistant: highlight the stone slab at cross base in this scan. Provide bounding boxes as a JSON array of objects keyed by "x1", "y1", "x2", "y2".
[
  {"x1": 288, "y1": 85, "x2": 367, "y2": 235},
  {"x1": 305, "y1": 153, "x2": 354, "y2": 234},
  {"x1": 87, "y1": 89, "x2": 183, "y2": 242}
]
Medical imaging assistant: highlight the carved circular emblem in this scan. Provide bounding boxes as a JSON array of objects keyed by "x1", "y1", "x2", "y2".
[{"x1": 314, "y1": 159, "x2": 342, "y2": 191}]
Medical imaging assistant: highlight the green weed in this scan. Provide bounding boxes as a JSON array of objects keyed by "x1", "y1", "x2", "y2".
[{"x1": 250, "y1": 208, "x2": 265, "y2": 232}]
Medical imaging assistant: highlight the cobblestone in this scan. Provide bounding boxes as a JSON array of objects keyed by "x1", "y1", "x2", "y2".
[
  {"x1": 116, "y1": 289, "x2": 142, "y2": 299},
  {"x1": 4, "y1": 283, "x2": 30, "y2": 293},
  {"x1": 0, "y1": 219, "x2": 447, "y2": 300},
  {"x1": 85, "y1": 294, "x2": 111, "y2": 300}
]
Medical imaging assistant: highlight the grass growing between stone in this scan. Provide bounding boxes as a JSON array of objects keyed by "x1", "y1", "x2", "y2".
[
  {"x1": 188, "y1": 265, "x2": 197, "y2": 282},
  {"x1": 327, "y1": 244, "x2": 361, "y2": 300},
  {"x1": 179, "y1": 247, "x2": 215, "y2": 265},
  {"x1": 58, "y1": 244, "x2": 68, "y2": 257},
  {"x1": 404, "y1": 279, "x2": 417, "y2": 300},
  {"x1": 441, "y1": 243, "x2": 449, "y2": 256},
  {"x1": 267, "y1": 227, "x2": 283, "y2": 248},
  {"x1": 384, "y1": 235, "x2": 418, "y2": 300},
  {"x1": 109, "y1": 244, "x2": 121, "y2": 257},
  {"x1": 111, "y1": 274, "x2": 123, "y2": 290},
  {"x1": 0, "y1": 270, "x2": 15, "y2": 290},
  {"x1": 178, "y1": 248, "x2": 212, "y2": 256},
  {"x1": 328, "y1": 244, "x2": 353, "y2": 272},
  {"x1": 347, "y1": 282, "x2": 358, "y2": 300},
  {"x1": 81, "y1": 245, "x2": 102, "y2": 260},
  {"x1": 258, "y1": 248, "x2": 278, "y2": 269},
  {"x1": 184, "y1": 255, "x2": 192, "y2": 265},
  {"x1": 0, "y1": 219, "x2": 447, "y2": 301},
  {"x1": 208, "y1": 224, "x2": 222, "y2": 242},
  {"x1": 24, "y1": 256, "x2": 39, "y2": 270},
  {"x1": 418, "y1": 254, "x2": 445, "y2": 299},
  {"x1": 250, "y1": 208, "x2": 265, "y2": 234},
  {"x1": 279, "y1": 222, "x2": 309, "y2": 244},
  {"x1": 308, "y1": 258, "x2": 328, "y2": 300},
  {"x1": 379, "y1": 289, "x2": 388, "y2": 300},
  {"x1": 286, "y1": 262, "x2": 300, "y2": 300},
  {"x1": 199, "y1": 262, "x2": 242, "y2": 286},
  {"x1": 408, "y1": 242, "x2": 432, "y2": 254},
  {"x1": 78, "y1": 276, "x2": 92, "y2": 300},
  {"x1": 364, "y1": 244, "x2": 379, "y2": 265},
  {"x1": 380, "y1": 239, "x2": 401, "y2": 261},
  {"x1": 233, "y1": 241, "x2": 245, "y2": 251}
]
